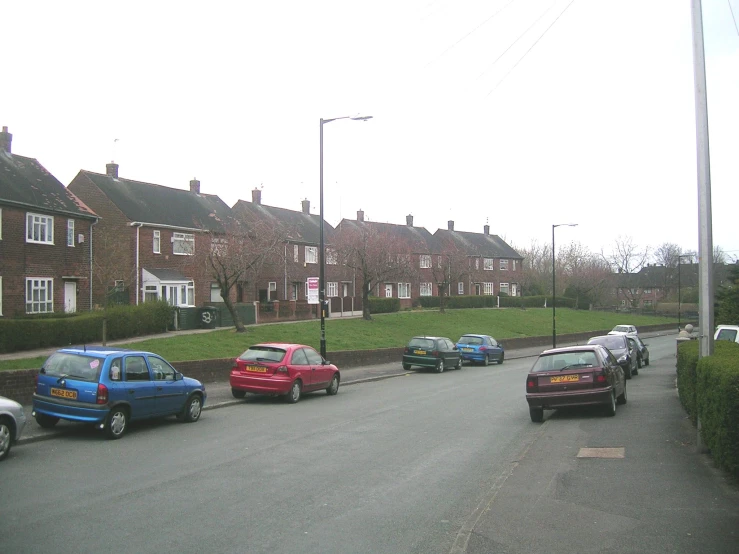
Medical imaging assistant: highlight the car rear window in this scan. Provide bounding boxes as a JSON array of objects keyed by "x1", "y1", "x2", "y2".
[
  {"x1": 459, "y1": 336, "x2": 483, "y2": 345},
  {"x1": 530, "y1": 351, "x2": 599, "y2": 372},
  {"x1": 589, "y1": 336, "x2": 625, "y2": 350},
  {"x1": 42, "y1": 352, "x2": 104, "y2": 382},
  {"x1": 716, "y1": 328, "x2": 738, "y2": 342},
  {"x1": 239, "y1": 346, "x2": 287, "y2": 363},
  {"x1": 408, "y1": 338, "x2": 435, "y2": 349}
]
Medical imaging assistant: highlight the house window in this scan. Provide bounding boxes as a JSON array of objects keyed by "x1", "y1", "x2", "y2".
[
  {"x1": 500, "y1": 259, "x2": 509, "y2": 271},
  {"x1": 144, "y1": 285, "x2": 158, "y2": 302},
  {"x1": 327, "y1": 282, "x2": 338, "y2": 297},
  {"x1": 172, "y1": 232, "x2": 194, "y2": 255},
  {"x1": 291, "y1": 282, "x2": 300, "y2": 300},
  {"x1": 484, "y1": 258, "x2": 494, "y2": 270},
  {"x1": 268, "y1": 281, "x2": 277, "y2": 300},
  {"x1": 475, "y1": 258, "x2": 480, "y2": 270},
  {"x1": 26, "y1": 213, "x2": 54, "y2": 244},
  {"x1": 210, "y1": 283, "x2": 222, "y2": 303},
  {"x1": 499, "y1": 283, "x2": 510, "y2": 296},
  {"x1": 398, "y1": 283, "x2": 410, "y2": 299},
  {"x1": 67, "y1": 220, "x2": 75, "y2": 247},
  {"x1": 420, "y1": 255, "x2": 431, "y2": 268},
  {"x1": 153, "y1": 230, "x2": 161, "y2": 254},
  {"x1": 484, "y1": 282, "x2": 494, "y2": 295},
  {"x1": 437, "y1": 255, "x2": 442, "y2": 268},
  {"x1": 512, "y1": 260, "x2": 517, "y2": 271},
  {"x1": 26, "y1": 278, "x2": 54, "y2": 313},
  {"x1": 644, "y1": 300, "x2": 653, "y2": 307},
  {"x1": 293, "y1": 245, "x2": 299, "y2": 263},
  {"x1": 114, "y1": 280, "x2": 125, "y2": 292},
  {"x1": 326, "y1": 248, "x2": 337, "y2": 265},
  {"x1": 420, "y1": 282, "x2": 432, "y2": 296},
  {"x1": 458, "y1": 282, "x2": 464, "y2": 295},
  {"x1": 305, "y1": 246, "x2": 317, "y2": 264},
  {"x1": 644, "y1": 288, "x2": 652, "y2": 294}
]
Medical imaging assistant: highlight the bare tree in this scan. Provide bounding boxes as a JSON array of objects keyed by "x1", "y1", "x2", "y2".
[
  {"x1": 333, "y1": 223, "x2": 414, "y2": 320},
  {"x1": 652, "y1": 243, "x2": 683, "y2": 268},
  {"x1": 513, "y1": 239, "x2": 551, "y2": 296},
  {"x1": 427, "y1": 237, "x2": 470, "y2": 313},
  {"x1": 602, "y1": 236, "x2": 649, "y2": 274}
]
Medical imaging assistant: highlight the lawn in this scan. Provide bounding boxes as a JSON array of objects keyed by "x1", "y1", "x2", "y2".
[{"x1": 0, "y1": 308, "x2": 677, "y2": 371}]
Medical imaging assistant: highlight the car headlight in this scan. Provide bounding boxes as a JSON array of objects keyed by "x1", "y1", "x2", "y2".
[{"x1": 617, "y1": 354, "x2": 629, "y2": 363}]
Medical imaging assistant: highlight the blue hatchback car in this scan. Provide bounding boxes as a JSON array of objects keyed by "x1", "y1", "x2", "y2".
[
  {"x1": 32, "y1": 347, "x2": 206, "y2": 439},
  {"x1": 456, "y1": 334, "x2": 505, "y2": 366}
]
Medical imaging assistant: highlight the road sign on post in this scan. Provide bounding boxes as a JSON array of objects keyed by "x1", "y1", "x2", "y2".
[{"x1": 307, "y1": 277, "x2": 319, "y2": 304}]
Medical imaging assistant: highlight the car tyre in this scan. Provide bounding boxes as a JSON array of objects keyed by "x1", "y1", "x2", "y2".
[
  {"x1": 498, "y1": 353, "x2": 505, "y2": 365},
  {"x1": 0, "y1": 417, "x2": 12, "y2": 462},
  {"x1": 624, "y1": 365, "x2": 632, "y2": 380},
  {"x1": 231, "y1": 388, "x2": 246, "y2": 399},
  {"x1": 529, "y1": 407, "x2": 544, "y2": 423},
  {"x1": 637, "y1": 355, "x2": 642, "y2": 369},
  {"x1": 183, "y1": 394, "x2": 202, "y2": 423},
  {"x1": 605, "y1": 391, "x2": 617, "y2": 417},
  {"x1": 435, "y1": 359, "x2": 445, "y2": 373},
  {"x1": 35, "y1": 413, "x2": 59, "y2": 429},
  {"x1": 286, "y1": 380, "x2": 302, "y2": 404},
  {"x1": 632, "y1": 364, "x2": 639, "y2": 376},
  {"x1": 402, "y1": 363, "x2": 412, "y2": 370},
  {"x1": 455, "y1": 357, "x2": 462, "y2": 370},
  {"x1": 326, "y1": 374, "x2": 340, "y2": 395},
  {"x1": 483, "y1": 354, "x2": 489, "y2": 367},
  {"x1": 617, "y1": 382, "x2": 627, "y2": 405},
  {"x1": 105, "y1": 407, "x2": 128, "y2": 440},
  {"x1": 645, "y1": 357, "x2": 650, "y2": 367}
]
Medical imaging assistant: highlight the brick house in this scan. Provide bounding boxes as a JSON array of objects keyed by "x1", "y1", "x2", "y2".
[
  {"x1": 68, "y1": 164, "x2": 235, "y2": 308},
  {"x1": 0, "y1": 126, "x2": 99, "y2": 317}
]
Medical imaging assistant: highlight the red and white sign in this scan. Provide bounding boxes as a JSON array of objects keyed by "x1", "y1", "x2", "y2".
[{"x1": 307, "y1": 277, "x2": 319, "y2": 304}]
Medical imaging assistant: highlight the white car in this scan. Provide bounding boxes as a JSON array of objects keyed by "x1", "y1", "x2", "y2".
[
  {"x1": 608, "y1": 325, "x2": 638, "y2": 336},
  {"x1": 714, "y1": 325, "x2": 739, "y2": 344},
  {"x1": 0, "y1": 395, "x2": 27, "y2": 462}
]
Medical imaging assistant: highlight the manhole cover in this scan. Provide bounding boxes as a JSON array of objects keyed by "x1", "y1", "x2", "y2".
[{"x1": 576, "y1": 447, "x2": 625, "y2": 459}]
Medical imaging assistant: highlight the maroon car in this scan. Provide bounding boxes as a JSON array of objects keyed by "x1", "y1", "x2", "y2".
[
  {"x1": 230, "y1": 343, "x2": 340, "y2": 404},
  {"x1": 525, "y1": 345, "x2": 626, "y2": 422}
]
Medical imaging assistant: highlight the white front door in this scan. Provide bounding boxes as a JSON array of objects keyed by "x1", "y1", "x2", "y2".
[
  {"x1": 64, "y1": 282, "x2": 77, "y2": 313},
  {"x1": 385, "y1": 284, "x2": 393, "y2": 298},
  {"x1": 511, "y1": 284, "x2": 518, "y2": 296}
]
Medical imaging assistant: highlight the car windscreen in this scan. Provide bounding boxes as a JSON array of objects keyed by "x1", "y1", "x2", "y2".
[
  {"x1": 530, "y1": 351, "x2": 599, "y2": 372},
  {"x1": 408, "y1": 338, "x2": 435, "y2": 349},
  {"x1": 716, "y1": 328, "x2": 738, "y2": 342},
  {"x1": 41, "y1": 352, "x2": 104, "y2": 382},
  {"x1": 458, "y1": 336, "x2": 483, "y2": 345},
  {"x1": 589, "y1": 336, "x2": 625, "y2": 351},
  {"x1": 613, "y1": 326, "x2": 630, "y2": 333},
  {"x1": 239, "y1": 346, "x2": 287, "y2": 363}
]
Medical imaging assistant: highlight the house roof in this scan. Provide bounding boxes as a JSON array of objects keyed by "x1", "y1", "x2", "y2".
[
  {"x1": 0, "y1": 151, "x2": 97, "y2": 219},
  {"x1": 232, "y1": 200, "x2": 332, "y2": 244},
  {"x1": 337, "y1": 218, "x2": 437, "y2": 252},
  {"x1": 77, "y1": 170, "x2": 233, "y2": 233},
  {"x1": 433, "y1": 228, "x2": 523, "y2": 259}
]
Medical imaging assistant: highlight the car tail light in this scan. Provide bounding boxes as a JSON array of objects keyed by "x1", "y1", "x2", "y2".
[
  {"x1": 232, "y1": 360, "x2": 239, "y2": 371},
  {"x1": 479, "y1": 346, "x2": 488, "y2": 352},
  {"x1": 594, "y1": 372, "x2": 608, "y2": 385},
  {"x1": 276, "y1": 365, "x2": 288, "y2": 374},
  {"x1": 526, "y1": 377, "x2": 538, "y2": 393},
  {"x1": 404, "y1": 347, "x2": 410, "y2": 354},
  {"x1": 432, "y1": 350, "x2": 439, "y2": 357},
  {"x1": 96, "y1": 383, "x2": 109, "y2": 404}
]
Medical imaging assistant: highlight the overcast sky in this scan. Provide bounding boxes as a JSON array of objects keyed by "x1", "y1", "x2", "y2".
[{"x1": 3, "y1": 0, "x2": 738, "y2": 261}]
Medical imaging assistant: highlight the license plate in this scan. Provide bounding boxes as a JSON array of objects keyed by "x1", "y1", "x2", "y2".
[
  {"x1": 462, "y1": 348, "x2": 474, "y2": 352},
  {"x1": 246, "y1": 365, "x2": 267, "y2": 373},
  {"x1": 51, "y1": 387, "x2": 77, "y2": 400},
  {"x1": 550, "y1": 375, "x2": 579, "y2": 383},
  {"x1": 413, "y1": 350, "x2": 426, "y2": 355}
]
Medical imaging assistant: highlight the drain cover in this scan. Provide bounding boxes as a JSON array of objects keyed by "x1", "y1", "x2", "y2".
[{"x1": 576, "y1": 447, "x2": 625, "y2": 458}]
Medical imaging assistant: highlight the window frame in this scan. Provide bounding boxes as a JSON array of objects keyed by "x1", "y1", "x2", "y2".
[
  {"x1": 458, "y1": 282, "x2": 464, "y2": 295},
  {"x1": 153, "y1": 230, "x2": 161, "y2": 254},
  {"x1": 500, "y1": 259, "x2": 509, "y2": 271},
  {"x1": 26, "y1": 277, "x2": 54, "y2": 313},
  {"x1": 420, "y1": 255, "x2": 431, "y2": 269},
  {"x1": 26, "y1": 213, "x2": 54, "y2": 245},
  {"x1": 67, "y1": 219, "x2": 75, "y2": 247},
  {"x1": 327, "y1": 282, "x2": 338, "y2": 297},
  {"x1": 483, "y1": 282, "x2": 494, "y2": 295},
  {"x1": 305, "y1": 246, "x2": 318, "y2": 264},
  {"x1": 398, "y1": 283, "x2": 410, "y2": 299},
  {"x1": 484, "y1": 258, "x2": 494, "y2": 271},
  {"x1": 172, "y1": 232, "x2": 194, "y2": 256},
  {"x1": 420, "y1": 282, "x2": 432, "y2": 296}
]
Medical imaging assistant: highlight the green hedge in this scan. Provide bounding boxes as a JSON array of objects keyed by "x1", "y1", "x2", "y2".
[
  {"x1": 418, "y1": 295, "x2": 574, "y2": 310},
  {"x1": 368, "y1": 297, "x2": 400, "y2": 314},
  {"x1": 676, "y1": 339, "x2": 700, "y2": 424},
  {"x1": 0, "y1": 302, "x2": 174, "y2": 354}
]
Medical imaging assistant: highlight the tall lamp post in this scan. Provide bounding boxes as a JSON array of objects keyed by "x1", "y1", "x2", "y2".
[
  {"x1": 319, "y1": 115, "x2": 372, "y2": 359},
  {"x1": 552, "y1": 223, "x2": 578, "y2": 348},
  {"x1": 677, "y1": 254, "x2": 692, "y2": 331}
]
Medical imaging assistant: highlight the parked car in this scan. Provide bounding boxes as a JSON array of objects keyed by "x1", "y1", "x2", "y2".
[
  {"x1": 525, "y1": 345, "x2": 626, "y2": 422},
  {"x1": 714, "y1": 325, "x2": 739, "y2": 344},
  {"x1": 230, "y1": 343, "x2": 340, "y2": 403},
  {"x1": 608, "y1": 324, "x2": 638, "y2": 336},
  {"x1": 628, "y1": 335, "x2": 650, "y2": 368},
  {"x1": 455, "y1": 334, "x2": 505, "y2": 366},
  {"x1": 587, "y1": 334, "x2": 638, "y2": 379},
  {"x1": 32, "y1": 347, "x2": 206, "y2": 439},
  {"x1": 0, "y1": 395, "x2": 27, "y2": 461},
  {"x1": 402, "y1": 336, "x2": 461, "y2": 373}
]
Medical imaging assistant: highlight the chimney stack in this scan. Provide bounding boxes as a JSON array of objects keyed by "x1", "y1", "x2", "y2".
[
  {"x1": 0, "y1": 126, "x2": 12, "y2": 153},
  {"x1": 106, "y1": 162, "x2": 119, "y2": 178},
  {"x1": 406, "y1": 214, "x2": 413, "y2": 227},
  {"x1": 484, "y1": 224, "x2": 490, "y2": 236},
  {"x1": 357, "y1": 209, "x2": 364, "y2": 222},
  {"x1": 448, "y1": 220, "x2": 454, "y2": 231},
  {"x1": 301, "y1": 199, "x2": 310, "y2": 214},
  {"x1": 189, "y1": 178, "x2": 201, "y2": 194},
  {"x1": 252, "y1": 188, "x2": 262, "y2": 205}
]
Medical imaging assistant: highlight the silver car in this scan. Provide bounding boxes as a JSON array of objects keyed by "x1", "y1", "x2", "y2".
[{"x1": 0, "y1": 395, "x2": 27, "y2": 461}]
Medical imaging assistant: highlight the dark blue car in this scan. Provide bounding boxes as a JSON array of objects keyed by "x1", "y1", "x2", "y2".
[
  {"x1": 456, "y1": 334, "x2": 505, "y2": 366},
  {"x1": 32, "y1": 347, "x2": 206, "y2": 439}
]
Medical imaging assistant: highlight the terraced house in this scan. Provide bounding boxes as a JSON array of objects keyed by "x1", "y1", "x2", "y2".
[{"x1": 0, "y1": 126, "x2": 99, "y2": 317}]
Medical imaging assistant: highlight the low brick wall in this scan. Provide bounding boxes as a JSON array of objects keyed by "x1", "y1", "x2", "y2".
[{"x1": 0, "y1": 323, "x2": 678, "y2": 405}]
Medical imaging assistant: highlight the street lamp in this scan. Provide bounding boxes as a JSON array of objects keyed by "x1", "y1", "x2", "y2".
[
  {"x1": 677, "y1": 254, "x2": 692, "y2": 332},
  {"x1": 319, "y1": 115, "x2": 372, "y2": 359},
  {"x1": 552, "y1": 223, "x2": 577, "y2": 348}
]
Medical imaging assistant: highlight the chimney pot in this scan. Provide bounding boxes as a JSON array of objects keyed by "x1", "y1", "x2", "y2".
[
  {"x1": 357, "y1": 209, "x2": 364, "y2": 222},
  {"x1": 448, "y1": 220, "x2": 454, "y2": 231},
  {"x1": 189, "y1": 178, "x2": 201, "y2": 194},
  {"x1": 301, "y1": 199, "x2": 310, "y2": 214},
  {"x1": 252, "y1": 188, "x2": 262, "y2": 205},
  {"x1": 484, "y1": 225, "x2": 490, "y2": 236},
  {"x1": 106, "y1": 162, "x2": 119, "y2": 178},
  {"x1": 406, "y1": 214, "x2": 413, "y2": 227},
  {"x1": 0, "y1": 126, "x2": 12, "y2": 154}
]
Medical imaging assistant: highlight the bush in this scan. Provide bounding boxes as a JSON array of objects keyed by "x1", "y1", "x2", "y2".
[
  {"x1": 369, "y1": 297, "x2": 400, "y2": 314},
  {"x1": 676, "y1": 339, "x2": 700, "y2": 424}
]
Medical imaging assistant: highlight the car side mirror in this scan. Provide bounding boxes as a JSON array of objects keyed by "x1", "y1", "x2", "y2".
[
  {"x1": 323, "y1": 359, "x2": 330, "y2": 365},
  {"x1": 175, "y1": 372, "x2": 183, "y2": 381}
]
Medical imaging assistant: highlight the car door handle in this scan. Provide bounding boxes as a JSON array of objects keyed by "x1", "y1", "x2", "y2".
[
  {"x1": 157, "y1": 387, "x2": 163, "y2": 391},
  {"x1": 128, "y1": 389, "x2": 136, "y2": 394}
]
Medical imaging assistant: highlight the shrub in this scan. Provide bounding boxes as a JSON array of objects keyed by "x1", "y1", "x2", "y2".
[
  {"x1": 369, "y1": 297, "x2": 400, "y2": 314},
  {"x1": 676, "y1": 339, "x2": 700, "y2": 424}
]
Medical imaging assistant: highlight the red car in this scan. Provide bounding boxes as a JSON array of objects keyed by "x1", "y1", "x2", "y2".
[
  {"x1": 525, "y1": 345, "x2": 626, "y2": 422},
  {"x1": 230, "y1": 343, "x2": 340, "y2": 404}
]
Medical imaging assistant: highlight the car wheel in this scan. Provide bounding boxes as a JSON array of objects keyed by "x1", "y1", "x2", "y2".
[
  {"x1": 402, "y1": 363, "x2": 412, "y2": 370},
  {"x1": 624, "y1": 365, "x2": 632, "y2": 380},
  {"x1": 231, "y1": 388, "x2": 246, "y2": 399},
  {"x1": 183, "y1": 394, "x2": 202, "y2": 423},
  {"x1": 326, "y1": 374, "x2": 340, "y2": 395},
  {"x1": 435, "y1": 359, "x2": 445, "y2": 373},
  {"x1": 498, "y1": 353, "x2": 505, "y2": 365},
  {"x1": 529, "y1": 407, "x2": 544, "y2": 423},
  {"x1": 605, "y1": 390, "x2": 617, "y2": 417},
  {"x1": 35, "y1": 413, "x2": 60, "y2": 428},
  {"x1": 286, "y1": 380, "x2": 302, "y2": 404},
  {"x1": 455, "y1": 357, "x2": 462, "y2": 370},
  {"x1": 105, "y1": 407, "x2": 128, "y2": 440},
  {"x1": 483, "y1": 354, "x2": 489, "y2": 367},
  {"x1": 632, "y1": 363, "x2": 639, "y2": 376},
  {"x1": 617, "y1": 382, "x2": 627, "y2": 405},
  {"x1": 0, "y1": 417, "x2": 12, "y2": 462},
  {"x1": 637, "y1": 355, "x2": 642, "y2": 369},
  {"x1": 645, "y1": 357, "x2": 650, "y2": 367}
]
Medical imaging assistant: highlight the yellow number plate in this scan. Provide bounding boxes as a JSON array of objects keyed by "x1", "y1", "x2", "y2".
[
  {"x1": 413, "y1": 350, "x2": 427, "y2": 355},
  {"x1": 51, "y1": 388, "x2": 78, "y2": 400},
  {"x1": 462, "y1": 348, "x2": 474, "y2": 352},
  {"x1": 246, "y1": 365, "x2": 267, "y2": 373},
  {"x1": 550, "y1": 375, "x2": 579, "y2": 383}
]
